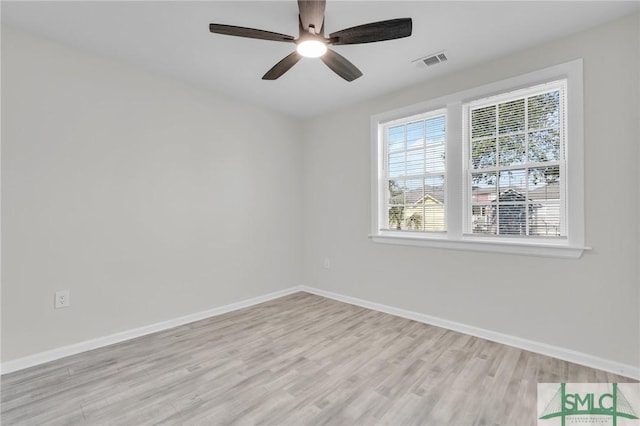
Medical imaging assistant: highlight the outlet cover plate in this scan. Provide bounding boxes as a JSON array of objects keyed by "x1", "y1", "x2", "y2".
[{"x1": 55, "y1": 290, "x2": 70, "y2": 309}]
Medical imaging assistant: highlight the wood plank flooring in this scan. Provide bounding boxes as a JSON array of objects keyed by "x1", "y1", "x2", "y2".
[{"x1": 1, "y1": 292, "x2": 636, "y2": 425}]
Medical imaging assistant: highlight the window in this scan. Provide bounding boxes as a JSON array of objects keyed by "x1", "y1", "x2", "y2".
[
  {"x1": 371, "y1": 59, "x2": 586, "y2": 258},
  {"x1": 465, "y1": 81, "x2": 566, "y2": 238},
  {"x1": 383, "y1": 110, "x2": 446, "y2": 233}
]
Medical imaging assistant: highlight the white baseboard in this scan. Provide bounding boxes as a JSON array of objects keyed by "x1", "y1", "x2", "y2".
[
  {"x1": 1, "y1": 286, "x2": 303, "y2": 375},
  {"x1": 4, "y1": 284, "x2": 638, "y2": 380},
  {"x1": 301, "y1": 286, "x2": 640, "y2": 380}
]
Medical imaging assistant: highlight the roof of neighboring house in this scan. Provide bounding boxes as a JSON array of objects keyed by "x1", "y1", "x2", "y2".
[
  {"x1": 414, "y1": 194, "x2": 443, "y2": 205},
  {"x1": 471, "y1": 180, "x2": 560, "y2": 202},
  {"x1": 494, "y1": 188, "x2": 529, "y2": 202},
  {"x1": 391, "y1": 186, "x2": 444, "y2": 205},
  {"x1": 391, "y1": 181, "x2": 557, "y2": 206},
  {"x1": 488, "y1": 188, "x2": 543, "y2": 209}
]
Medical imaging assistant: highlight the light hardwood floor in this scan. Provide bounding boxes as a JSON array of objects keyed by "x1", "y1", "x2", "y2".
[{"x1": 1, "y1": 292, "x2": 636, "y2": 425}]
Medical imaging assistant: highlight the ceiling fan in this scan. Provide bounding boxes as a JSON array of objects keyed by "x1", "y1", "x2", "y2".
[{"x1": 209, "y1": 0, "x2": 412, "y2": 82}]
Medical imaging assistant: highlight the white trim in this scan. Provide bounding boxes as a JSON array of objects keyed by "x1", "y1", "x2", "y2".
[
  {"x1": 4, "y1": 284, "x2": 636, "y2": 380},
  {"x1": 370, "y1": 234, "x2": 590, "y2": 258},
  {"x1": 0, "y1": 286, "x2": 303, "y2": 375},
  {"x1": 371, "y1": 59, "x2": 585, "y2": 257},
  {"x1": 301, "y1": 286, "x2": 640, "y2": 380}
]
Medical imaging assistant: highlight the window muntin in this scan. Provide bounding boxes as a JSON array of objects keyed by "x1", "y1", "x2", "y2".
[
  {"x1": 465, "y1": 81, "x2": 566, "y2": 238},
  {"x1": 382, "y1": 111, "x2": 446, "y2": 232}
]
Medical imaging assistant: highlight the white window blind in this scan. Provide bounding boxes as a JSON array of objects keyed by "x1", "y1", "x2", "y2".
[
  {"x1": 465, "y1": 80, "x2": 567, "y2": 237},
  {"x1": 383, "y1": 110, "x2": 446, "y2": 232}
]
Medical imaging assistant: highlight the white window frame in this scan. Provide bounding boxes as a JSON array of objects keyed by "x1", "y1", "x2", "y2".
[
  {"x1": 379, "y1": 109, "x2": 448, "y2": 234},
  {"x1": 463, "y1": 80, "x2": 567, "y2": 239},
  {"x1": 370, "y1": 59, "x2": 588, "y2": 258}
]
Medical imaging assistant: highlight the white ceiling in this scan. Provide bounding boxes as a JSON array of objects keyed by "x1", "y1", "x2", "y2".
[{"x1": 2, "y1": 1, "x2": 639, "y2": 117}]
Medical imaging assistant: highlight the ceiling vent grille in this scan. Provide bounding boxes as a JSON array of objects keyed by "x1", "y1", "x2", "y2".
[{"x1": 413, "y1": 51, "x2": 448, "y2": 68}]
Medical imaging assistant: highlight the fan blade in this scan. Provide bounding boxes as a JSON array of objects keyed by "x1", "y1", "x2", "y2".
[
  {"x1": 320, "y1": 49, "x2": 362, "y2": 82},
  {"x1": 298, "y1": 0, "x2": 325, "y2": 34},
  {"x1": 209, "y1": 24, "x2": 295, "y2": 42},
  {"x1": 262, "y1": 51, "x2": 303, "y2": 80},
  {"x1": 329, "y1": 18, "x2": 412, "y2": 45}
]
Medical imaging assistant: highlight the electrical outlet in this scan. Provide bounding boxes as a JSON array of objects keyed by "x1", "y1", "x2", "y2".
[{"x1": 55, "y1": 290, "x2": 70, "y2": 309}]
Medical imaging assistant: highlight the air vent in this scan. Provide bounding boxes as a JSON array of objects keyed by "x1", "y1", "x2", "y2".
[{"x1": 413, "y1": 51, "x2": 448, "y2": 68}]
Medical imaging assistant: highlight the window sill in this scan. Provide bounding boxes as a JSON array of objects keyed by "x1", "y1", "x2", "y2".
[{"x1": 369, "y1": 233, "x2": 590, "y2": 259}]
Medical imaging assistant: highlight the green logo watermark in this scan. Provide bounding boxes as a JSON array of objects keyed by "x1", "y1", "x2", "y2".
[{"x1": 538, "y1": 383, "x2": 640, "y2": 426}]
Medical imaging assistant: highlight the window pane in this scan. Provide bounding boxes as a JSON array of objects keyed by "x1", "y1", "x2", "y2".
[
  {"x1": 405, "y1": 210, "x2": 424, "y2": 231},
  {"x1": 425, "y1": 175, "x2": 445, "y2": 203},
  {"x1": 497, "y1": 170, "x2": 527, "y2": 235},
  {"x1": 424, "y1": 175, "x2": 445, "y2": 232},
  {"x1": 497, "y1": 204, "x2": 527, "y2": 235},
  {"x1": 499, "y1": 134, "x2": 526, "y2": 166},
  {"x1": 405, "y1": 178, "x2": 424, "y2": 205},
  {"x1": 406, "y1": 150, "x2": 424, "y2": 176},
  {"x1": 406, "y1": 121, "x2": 424, "y2": 149},
  {"x1": 472, "y1": 172, "x2": 497, "y2": 193},
  {"x1": 529, "y1": 202, "x2": 560, "y2": 236},
  {"x1": 388, "y1": 125, "x2": 405, "y2": 151},
  {"x1": 388, "y1": 178, "x2": 406, "y2": 230},
  {"x1": 388, "y1": 206, "x2": 405, "y2": 230},
  {"x1": 498, "y1": 99, "x2": 525, "y2": 134},
  {"x1": 388, "y1": 151, "x2": 405, "y2": 178},
  {"x1": 498, "y1": 169, "x2": 527, "y2": 195},
  {"x1": 388, "y1": 180, "x2": 405, "y2": 205},
  {"x1": 426, "y1": 143, "x2": 445, "y2": 173},
  {"x1": 471, "y1": 106, "x2": 496, "y2": 138},
  {"x1": 471, "y1": 172, "x2": 496, "y2": 234},
  {"x1": 528, "y1": 129, "x2": 560, "y2": 163},
  {"x1": 471, "y1": 138, "x2": 496, "y2": 169},
  {"x1": 528, "y1": 91, "x2": 559, "y2": 130},
  {"x1": 426, "y1": 115, "x2": 446, "y2": 144},
  {"x1": 528, "y1": 166, "x2": 560, "y2": 235},
  {"x1": 528, "y1": 165, "x2": 560, "y2": 188},
  {"x1": 425, "y1": 204, "x2": 445, "y2": 231},
  {"x1": 472, "y1": 204, "x2": 495, "y2": 234}
]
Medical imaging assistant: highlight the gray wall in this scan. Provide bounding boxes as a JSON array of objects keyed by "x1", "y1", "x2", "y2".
[
  {"x1": 2, "y1": 13, "x2": 639, "y2": 371},
  {"x1": 1, "y1": 27, "x2": 303, "y2": 362},
  {"x1": 302, "y1": 14, "x2": 640, "y2": 368}
]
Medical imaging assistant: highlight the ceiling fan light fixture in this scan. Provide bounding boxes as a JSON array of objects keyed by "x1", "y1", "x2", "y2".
[
  {"x1": 296, "y1": 39, "x2": 327, "y2": 58},
  {"x1": 210, "y1": 1, "x2": 413, "y2": 80}
]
